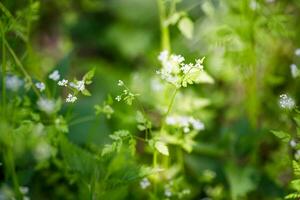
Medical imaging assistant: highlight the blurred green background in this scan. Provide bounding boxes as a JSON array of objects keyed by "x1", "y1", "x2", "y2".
[{"x1": 1, "y1": 0, "x2": 300, "y2": 199}]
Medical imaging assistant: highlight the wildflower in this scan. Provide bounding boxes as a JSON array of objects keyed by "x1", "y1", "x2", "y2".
[
  {"x1": 164, "y1": 187, "x2": 172, "y2": 197},
  {"x1": 118, "y1": 80, "x2": 124, "y2": 86},
  {"x1": 37, "y1": 98, "x2": 55, "y2": 114},
  {"x1": 279, "y1": 94, "x2": 295, "y2": 110},
  {"x1": 158, "y1": 50, "x2": 169, "y2": 62},
  {"x1": 6, "y1": 75, "x2": 23, "y2": 91},
  {"x1": 295, "y1": 150, "x2": 300, "y2": 160},
  {"x1": 66, "y1": 94, "x2": 77, "y2": 103},
  {"x1": 75, "y1": 80, "x2": 85, "y2": 91},
  {"x1": 19, "y1": 186, "x2": 29, "y2": 195},
  {"x1": 295, "y1": 48, "x2": 300, "y2": 56},
  {"x1": 290, "y1": 64, "x2": 299, "y2": 78},
  {"x1": 58, "y1": 79, "x2": 68, "y2": 86},
  {"x1": 290, "y1": 140, "x2": 297, "y2": 148},
  {"x1": 49, "y1": 70, "x2": 60, "y2": 81},
  {"x1": 166, "y1": 115, "x2": 205, "y2": 133},
  {"x1": 140, "y1": 178, "x2": 151, "y2": 189},
  {"x1": 34, "y1": 142, "x2": 52, "y2": 161},
  {"x1": 35, "y1": 82, "x2": 45, "y2": 92},
  {"x1": 115, "y1": 96, "x2": 121, "y2": 102},
  {"x1": 157, "y1": 50, "x2": 205, "y2": 88}
]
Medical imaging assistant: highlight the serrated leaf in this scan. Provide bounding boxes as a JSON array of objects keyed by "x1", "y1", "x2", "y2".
[
  {"x1": 271, "y1": 130, "x2": 291, "y2": 142},
  {"x1": 178, "y1": 17, "x2": 194, "y2": 39},
  {"x1": 155, "y1": 141, "x2": 169, "y2": 156}
]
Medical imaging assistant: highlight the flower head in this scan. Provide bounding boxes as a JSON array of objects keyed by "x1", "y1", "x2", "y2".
[
  {"x1": 140, "y1": 178, "x2": 151, "y2": 189},
  {"x1": 37, "y1": 98, "x2": 55, "y2": 114},
  {"x1": 290, "y1": 64, "x2": 299, "y2": 78},
  {"x1": 118, "y1": 80, "x2": 124, "y2": 86},
  {"x1": 66, "y1": 94, "x2": 77, "y2": 103},
  {"x1": 58, "y1": 79, "x2": 68, "y2": 86},
  {"x1": 279, "y1": 94, "x2": 295, "y2": 110},
  {"x1": 295, "y1": 48, "x2": 300, "y2": 56},
  {"x1": 49, "y1": 70, "x2": 60, "y2": 81},
  {"x1": 6, "y1": 75, "x2": 23, "y2": 91},
  {"x1": 35, "y1": 82, "x2": 45, "y2": 92}
]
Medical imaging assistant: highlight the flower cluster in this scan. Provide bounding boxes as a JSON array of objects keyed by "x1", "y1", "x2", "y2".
[
  {"x1": 166, "y1": 115, "x2": 205, "y2": 133},
  {"x1": 140, "y1": 178, "x2": 151, "y2": 189},
  {"x1": 279, "y1": 94, "x2": 295, "y2": 110},
  {"x1": 37, "y1": 98, "x2": 56, "y2": 114},
  {"x1": 156, "y1": 50, "x2": 205, "y2": 88},
  {"x1": 48, "y1": 68, "x2": 95, "y2": 103},
  {"x1": 6, "y1": 75, "x2": 23, "y2": 91},
  {"x1": 115, "y1": 80, "x2": 139, "y2": 105}
]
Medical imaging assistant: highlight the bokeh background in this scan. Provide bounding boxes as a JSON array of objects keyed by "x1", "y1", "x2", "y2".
[{"x1": 1, "y1": 0, "x2": 300, "y2": 199}]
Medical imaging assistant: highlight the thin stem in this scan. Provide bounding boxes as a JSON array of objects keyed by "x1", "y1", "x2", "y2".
[
  {"x1": 157, "y1": 0, "x2": 171, "y2": 51},
  {"x1": 160, "y1": 88, "x2": 178, "y2": 132},
  {"x1": 4, "y1": 39, "x2": 41, "y2": 97},
  {"x1": 1, "y1": 22, "x2": 6, "y2": 113}
]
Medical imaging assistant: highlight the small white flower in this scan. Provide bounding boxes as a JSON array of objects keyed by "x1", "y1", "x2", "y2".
[
  {"x1": 158, "y1": 50, "x2": 169, "y2": 62},
  {"x1": 49, "y1": 70, "x2": 60, "y2": 81},
  {"x1": 34, "y1": 142, "x2": 52, "y2": 161},
  {"x1": 290, "y1": 64, "x2": 299, "y2": 78},
  {"x1": 140, "y1": 178, "x2": 151, "y2": 189},
  {"x1": 295, "y1": 48, "x2": 300, "y2": 56},
  {"x1": 66, "y1": 94, "x2": 77, "y2": 103},
  {"x1": 37, "y1": 98, "x2": 55, "y2": 114},
  {"x1": 164, "y1": 188, "x2": 172, "y2": 197},
  {"x1": 115, "y1": 96, "x2": 121, "y2": 102},
  {"x1": 75, "y1": 80, "x2": 85, "y2": 91},
  {"x1": 35, "y1": 82, "x2": 45, "y2": 92},
  {"x1": 19, "y1": 186, "x2": 29, "y2": 194},
  {"x1": 118, "y1": 80, "x2": 124, "y2": 86},
  {"x1": 295, "y1": 150, "x2": 300, "y2": 160},
  {"x1": 6, "y1": 75, "x2": 23, "y2": 91},
  {"x1": 279, "y1": 94, "x2": 295, "y2": 110},
  {"x1": 290, "y1": 140, "x2": 297, "y2": 148},
  {"x1": 58, "y1": 79, "x2": 68, "y2": 86}
]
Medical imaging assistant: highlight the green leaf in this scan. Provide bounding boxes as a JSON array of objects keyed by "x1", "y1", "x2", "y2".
[
  {"x1": 271, "y1": 130, "x2": 291, "y2": 142},
  {"x1": 155, "y1": 141, "x2": 169, "y2": 156},
  {"x1": 178, "y1": 17, "x2": 194, "y2": 39},
  {"x1": 83, "y1": 67, "x2": 96, "y2": 83},
  {"x1": 81, "y1": 89, "x2": 91, "y2": 96}
]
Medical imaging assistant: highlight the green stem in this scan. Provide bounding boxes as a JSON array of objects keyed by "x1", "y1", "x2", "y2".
[
  {"x1": 4, "y1": 39, "x2": 41, "y2": 97},
  {"x1": 157, "y1": 0, "x2": 170, "y2": 51},
  {"x1": 160, "y1": 88, "x2": 178, "y2": 132},
  {"x1": 1, "y1": 22, "x2": 6, "y2": 113}
]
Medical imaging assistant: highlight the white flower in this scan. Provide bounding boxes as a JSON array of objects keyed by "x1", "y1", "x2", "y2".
[
  {"x1": 164, "y1": 188, "x2": 172, "y2": 197},
  {"x1": 35, "y1": 82, "x2": 45, "y2": 92},
  {"x1": 118, "y1": 80, "x2": 124, "y2": 86},
  {"x1": 290, "y1": 140, "x2": 297, "y2": 148},
  {"x1": 158, "y1": 50, "x2": 169, "y2": 62},
  {"x1": 19, "y1": 186, "x2": 29, "y2": 194},
  {"x1": 279, "y1": 94, "x2": 295, "y2": 110},
  {"x1": 75, "y1": 80, "x2": 85, "y2": 91},
  {"x1": 58, "y1": 79, "x2": 68, "y2": 86},
  {"x1": 34, "y1": 142, "x2": 52, "y2": 161},
  {"x1": 166, "y1": 115, "x2": 205, "y2": 133},
  {"x1": 66, "y1": 94, "x2": 77, "y2": 103},
  {"x1": 115, "y1": 96, "x2": 121, "y2": 102},
  {"x1": 140, "y1": 178, "x2": 151, "y2": 189},
  {"x1": 290, "y1": 64, "x2": 299, "y2": 78},
  {"x1": 37, "y1": 98, "x2": 55, "y2": 114},
  {"x1": 295, "y1": 150, "x2": 300, "y2": 160},
  {"x1": 6, "y1": 75, "x2": 23, "y2": 91},
  {"x1": 295, "y1": 48, "x2": 300, "y2": 56},
  {"x1": 49, "y1": 70, "x2": 60, "y2": 81}
]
